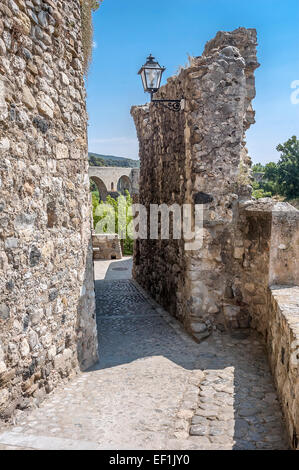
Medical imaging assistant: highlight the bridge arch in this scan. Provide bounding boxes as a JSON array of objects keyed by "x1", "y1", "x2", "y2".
[
  {"x1": 88, "y1": 166, "x2": 140, "y2": 198},
  {"x1": 90, "y1": 176, "x2": 108, "y2": 201},
  {"x1": 117, "y1": 175, "x2": 132, "y2": 195}
]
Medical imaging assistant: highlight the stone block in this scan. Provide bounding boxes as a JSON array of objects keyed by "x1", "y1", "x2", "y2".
[
  {"x1": 56, "y1": 143, "x2": 69, "y2": 159},
  {"x1": 23, "y1": 86, "x2": 36, "y2": 109}
]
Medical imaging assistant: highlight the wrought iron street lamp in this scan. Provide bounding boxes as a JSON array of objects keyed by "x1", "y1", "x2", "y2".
[
  {"x1": 138, "y1": 54, "x2": 183, "y2": 111},
  {"x1": 138, "y1": 54, "x2": 165, "y2": 99}
]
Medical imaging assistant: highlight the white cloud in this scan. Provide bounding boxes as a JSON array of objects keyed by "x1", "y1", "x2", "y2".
[{"x1": 93, "y1": 41, "x2": 98, "y2": 49}]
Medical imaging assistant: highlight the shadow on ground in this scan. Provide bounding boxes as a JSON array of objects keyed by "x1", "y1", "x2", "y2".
[
  {"x1": 104, "y1": 258, "x2": 132, "y2": 280},
  {"x1": 92, "y1": 275, "x2": 289, "y2": 450}
]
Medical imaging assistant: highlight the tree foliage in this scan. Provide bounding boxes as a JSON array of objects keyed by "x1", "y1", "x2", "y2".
[
  {"x1": 89, "y1": 153, "x2": 140, "y2": 168},
  {"x1": 252, "y1": 136, "x2": 299, "y2": 200},
  {"x1": 276, "y1": 136, "x2": 299, "y2": 199},
  {"x1": 92, "y1": 191, "x2": 133, "y2": 255},
  {"x1": 90, "y1": 180, "x2": 99, "y2": 194},
  {"x1": 252, "y1": 163, "x2": 264, "y2": 173},
  {"x1": 251, "y1": 181, "x2": 272, "y2": 199},
  {"x1": 89, "y1": 155, "x2": 106, "y2": 167}
]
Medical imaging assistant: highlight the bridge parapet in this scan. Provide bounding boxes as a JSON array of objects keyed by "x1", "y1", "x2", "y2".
[{"x1": 89, "y1": 166, "x2": 140, "y2": 200}]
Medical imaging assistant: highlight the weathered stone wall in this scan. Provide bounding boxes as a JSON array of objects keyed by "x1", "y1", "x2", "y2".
[
  {"x1": 237, "y1": 200, "x2": 299, "y2": 448},
  {"x1": 131, "y1": 28, "x2": 259, "y2": 340},
  {"x1": 0, "y1": 0, "x2": 98, "y2": 420},
  {"x1": 132, "y1": 29, "x2": 299, "y2": 448},
  {"x1": 237, "y1": 200, "x2": 299, "y2": 334},
  {"x1": 268, "y1": 286, "x2": 299, "y2": 450},
  {"x1": 92, "y1": 233, "x2": 122, "y2": 260},
  {"x1": 131, "y1": 88, "x2": 187, "y2": 323}
]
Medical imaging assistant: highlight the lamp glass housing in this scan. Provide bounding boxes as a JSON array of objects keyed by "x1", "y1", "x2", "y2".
[{"x1": 138, "y1": 55, "x2": 165, "y2": 94}]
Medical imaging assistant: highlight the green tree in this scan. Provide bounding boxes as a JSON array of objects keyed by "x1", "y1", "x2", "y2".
[
  {"x1": 251, "y1": 181, "x2": 273, "y2": 199},
  {"x1": 93, "y1": 191, "x2": 134, "y2": 255},
  {"x1": 89, "y1": 155, "x2": 106, "y2": 167},
  {"x1": 92, "y1": 192, "x2": 101, "y2": 228},
  {"x1": 258, "y1": 162, "x2": 280, "y2": 195},
  {"x1": 276, "y1": 136, "x2": 299, "y2": 199},
  {"x1": 251, "y1": 162, "x2": 279, "y2": 198},
  {"x1": 90, "y1": 180, "x2": 99, "y2": 194},
  {"x1": 252, "y1": 163, "x2": 265, "y2": 173},
  {"x1": 264, "y1": 162, "x2": 278, "y2": 181}
]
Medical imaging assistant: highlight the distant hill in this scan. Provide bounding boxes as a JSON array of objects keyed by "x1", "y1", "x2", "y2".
[{"x1": 89, "y1": 152, "x2": 140, "y2": 168}]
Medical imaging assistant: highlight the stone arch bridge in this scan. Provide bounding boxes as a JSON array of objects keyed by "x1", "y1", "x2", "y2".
[{"x1": 89, "y1": 166, "x2": 140, "y2": 200}]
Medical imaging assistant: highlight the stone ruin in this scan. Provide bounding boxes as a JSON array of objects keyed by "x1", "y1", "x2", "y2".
[
  {"x1": 0, "y1": 0, "x2": 98, "y2": 419},
  {"x1": 0, "y1": 0, "x2": 297, "y2": 449},
  {"x1": 132, "y1": 28, "x2": 299, "y2": 448},
  {"x1": 92, "y1": 233, "x2": 122, "y2": 260}
]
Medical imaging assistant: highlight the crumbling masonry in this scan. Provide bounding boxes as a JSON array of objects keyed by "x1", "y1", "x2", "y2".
[
  {"x1": 0, "y1": 0, "x2": 98, "y2": 419},
  {"x1": 0, "y1": 1, "x2": 298, "y2": 450},
  {"x1": 132, "y1": 28, "x2": 299, "y2": 448}
]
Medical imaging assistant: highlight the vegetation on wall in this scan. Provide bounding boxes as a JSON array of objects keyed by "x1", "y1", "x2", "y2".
[
  {"x1": 80, "y1": 0, "x2": 103, "y2": 73},
  {"x1": 252, "y1": 136, "x2": 299, "y2": 203}
]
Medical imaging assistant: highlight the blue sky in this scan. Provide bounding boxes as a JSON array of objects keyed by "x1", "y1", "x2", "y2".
[{"x1": 87, "y1": 0, "x2": 299, "y2": 164}]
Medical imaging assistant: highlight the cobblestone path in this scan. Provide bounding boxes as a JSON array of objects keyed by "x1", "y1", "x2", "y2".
[{"x1": 0, "y1": 259, "x2": 289, "y2": 450}]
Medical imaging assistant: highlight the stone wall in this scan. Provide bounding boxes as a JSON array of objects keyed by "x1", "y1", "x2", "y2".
[
  {"x1": 268, "y1": 286, "x2": 299, "y2": 450},
  {"x1": 237, "y1": 200, "x2": 299, "y2": 448},
  {"x1": 131, "y1": 28, "x2": 259, "y2": 340},
  {"x1": 238, "y1": 200, "x2": 299, "y2": 334},
  {"x1": 131, "y1": 88, "x2": 187, "y2": 324},
  {"x1": 0, "y1": 0, "x2": 98, "y2": 420},
  {"x1": 92, "y1": 233, "x2": 122, "y2": 260}
]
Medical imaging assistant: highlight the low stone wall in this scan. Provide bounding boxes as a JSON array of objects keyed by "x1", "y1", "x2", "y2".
[
  {"x1": 238, "y1": 200, "x2": 299, "y2": 334},
  {"x1": 92, "y1": 234, "x2": 122, "y2": 260},
  {"x1": 237, "y1": 200, "x2": 299, "y2": 448},
  {"x1": 268, "y1": 287, "x2": 299, "y2": 449}
]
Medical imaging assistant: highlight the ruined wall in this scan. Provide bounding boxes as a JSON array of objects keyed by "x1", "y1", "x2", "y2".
[
  {"x1": 131, "y1": 28, "x2": 259, "y2": 340},
  {"x1": 92, "y1": 233, "x2": 122, "y2": 260},
  {"x1": 0, "y1": 0, "x2": 98, "y2": 420},
  {"x1": 132, "y1": 27, "x2": 299, "y2": 449}
]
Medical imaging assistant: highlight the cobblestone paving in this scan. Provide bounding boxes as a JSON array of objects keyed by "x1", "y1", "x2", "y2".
[
  {"x1": 0, "y1": 259, "x2": 289, "y2": 450},
  {"x1": 188, "y1": 333, "x2": 289, "y2": 450}
]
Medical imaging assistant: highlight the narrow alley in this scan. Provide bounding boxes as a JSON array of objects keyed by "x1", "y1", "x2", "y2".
[{"x1": 0, "y1": 259, "x2": 289, "y2": 450}]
